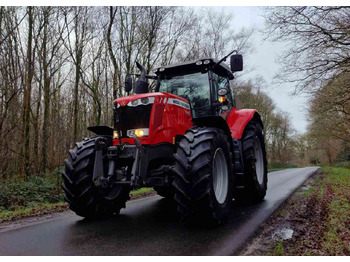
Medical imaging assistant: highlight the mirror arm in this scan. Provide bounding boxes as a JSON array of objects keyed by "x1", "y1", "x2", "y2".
[
  {"x1": 216, "y1": 50, "x2": 237, "y2": 66},
  {"x1": 126, "y1": 73, "x2": 158, "y2": 80}
]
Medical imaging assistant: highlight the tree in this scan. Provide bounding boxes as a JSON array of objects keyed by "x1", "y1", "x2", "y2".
[
  {"x1": 264, "y1": 6, "x2": 350, "y2": 93},
  {"x1": 22, "y1": 6, "x2": 34, "y2": 178}
]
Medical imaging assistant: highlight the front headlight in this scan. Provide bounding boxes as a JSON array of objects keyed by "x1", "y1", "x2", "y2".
[
  {"x1": 127, "y1": 128, "x2": 149, "y2": 138},
  {"x1": 113, "y1": 131, "x2": 119, "y2": 139},
  {"x1": 127, "y1": 97, "x2": 155, "y2": 107},
  {"x1": 135, "y1": 129, "x2": 145, "y2": 137}
]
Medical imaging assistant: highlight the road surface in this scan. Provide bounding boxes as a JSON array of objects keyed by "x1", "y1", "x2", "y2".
[{"x1": 0, "y1": 167, "x2": 319, "y2": 255}]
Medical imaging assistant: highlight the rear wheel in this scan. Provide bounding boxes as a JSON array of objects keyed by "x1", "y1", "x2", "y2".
[
  {"x1": 234, "y1": 120, "x2": 267, "y2": 202},
  {"x1": 61, "y1": 137, "x2": 130, "y2": 218},
  {"x1": 173, "y1": 126, "x2": 233, "y2": 224}
]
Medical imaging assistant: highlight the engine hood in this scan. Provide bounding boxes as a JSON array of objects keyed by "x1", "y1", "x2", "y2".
[{"x1": 113, "y1": 92, "x2": 189, "y2": 107}]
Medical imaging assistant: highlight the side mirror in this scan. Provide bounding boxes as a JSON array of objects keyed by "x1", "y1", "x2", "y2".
[
  {"x1": 230, "y1": 54, "x2": 243, "y2": 72},
  {"x1": 125, "y1": 76, "x2": 133, "y2": 93}
]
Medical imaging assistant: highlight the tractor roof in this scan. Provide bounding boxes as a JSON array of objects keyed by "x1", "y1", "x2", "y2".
[{"x1": 153, "y1": 58, "x2": 234, "y2": 79}]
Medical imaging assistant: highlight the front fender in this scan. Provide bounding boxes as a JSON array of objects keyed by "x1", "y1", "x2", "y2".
[
  {"x1": 87, "y1": 126, "x2": 113, "y2": 136},
  {"x1": 227, "y1": 109, "x2": 263, "y2": 139}
]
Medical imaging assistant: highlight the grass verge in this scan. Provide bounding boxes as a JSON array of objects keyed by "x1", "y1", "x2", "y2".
[
  {"x1": 241, "y1": 166, "x2": 350, "y2": 255},
  {"x1": 0, "y1": 187, "x2": 155, "y2": 223},
  {"x1": 0, "y1": 202, "x2": 68, "y2": 223},
  {"x1": 268, "y1": 163, "x2": 298, "y2": 172},
  {"x1": 0, "y1": 170, "x2": 156, "y2": 223}
]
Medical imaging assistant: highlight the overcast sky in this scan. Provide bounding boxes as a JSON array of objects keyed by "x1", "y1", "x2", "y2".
[{"x1": 216, "y1": 6, "x2": 309, "y2": 134}]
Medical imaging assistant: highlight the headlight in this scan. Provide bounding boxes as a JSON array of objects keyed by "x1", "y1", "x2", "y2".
[
  {"x1": 141, "y1": 97, "x2": 149, "y2": 104},
  {"x1": 127, "y1": 128, "x2": 149, "y2": 138},
  {"x1": 113, "y1": 131, "x2": 119, "y2": 139},
  {"x1": 127, "y1": 97, "x2": 155, "y2": 107},
  {"x1": 135, "y1": 129, "x2": 145, "y2": 137}
]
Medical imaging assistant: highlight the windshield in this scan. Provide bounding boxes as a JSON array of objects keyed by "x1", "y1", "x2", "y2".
[{"x1": 159, "y1": 72, "x2": 211, "y2": 117}]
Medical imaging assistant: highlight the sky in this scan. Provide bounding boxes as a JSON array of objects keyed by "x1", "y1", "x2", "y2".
[{"x1": 220, "y1": 6, "x2": 310, "y2": 134}]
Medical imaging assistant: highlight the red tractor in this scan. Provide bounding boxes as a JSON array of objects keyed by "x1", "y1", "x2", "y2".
[{"x1": 62, "y1": 52, "x2": 267, "y2": 224}]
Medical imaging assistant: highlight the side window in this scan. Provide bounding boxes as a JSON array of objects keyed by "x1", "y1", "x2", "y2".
[{"x1": 212, "y1": 73, "x2": 233, "y2": 109}]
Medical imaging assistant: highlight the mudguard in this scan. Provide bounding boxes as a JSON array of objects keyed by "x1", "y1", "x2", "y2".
[
  {"x1": 226, "y1": 108, "x2": 263, "y2": 139},
  {"x1": 87, "y1": 126, "x2": 114, "y2": 136}
]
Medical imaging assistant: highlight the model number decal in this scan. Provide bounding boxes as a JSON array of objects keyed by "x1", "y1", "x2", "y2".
[{"x1": 167, "y1": 98, "x2": 190, "y2": 110}]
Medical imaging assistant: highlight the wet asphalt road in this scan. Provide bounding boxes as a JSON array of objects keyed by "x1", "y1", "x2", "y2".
[{"x1": 0, "y1": 167, "x2": 319, "y2": 256}]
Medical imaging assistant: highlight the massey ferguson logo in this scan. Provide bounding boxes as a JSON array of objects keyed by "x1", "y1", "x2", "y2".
[
  {"x1": 120, "y1": 101, "x2": 126, "y2": 106},
  {"x1": 159, "y1": 97, "x2": 167, "y2": 104}
]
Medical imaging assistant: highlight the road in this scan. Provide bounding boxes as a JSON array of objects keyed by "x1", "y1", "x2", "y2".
[{"x1": 0, "y1": 167, "x2": 319, "y2": 255}]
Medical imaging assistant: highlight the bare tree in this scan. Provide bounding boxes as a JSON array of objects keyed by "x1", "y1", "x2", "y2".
[
  {"x1": 264, "y1": 6, "x2": 350, "y2": 93},
  {"x1": 22, "y1": 6, "x2": 34, "y2": 178}
]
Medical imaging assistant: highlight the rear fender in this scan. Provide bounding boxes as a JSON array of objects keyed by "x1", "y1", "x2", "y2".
[
  {"x1": 226, "y1": 109, "x2": 263, "y2": 139},
  {"x1": 192, "y1": 116, "x2": 234, "y2": 150}
]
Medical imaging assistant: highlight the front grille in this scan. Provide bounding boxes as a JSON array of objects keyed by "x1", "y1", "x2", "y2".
[{"x1": 114, "y1": 104, "x2": 152, "y2": 138}]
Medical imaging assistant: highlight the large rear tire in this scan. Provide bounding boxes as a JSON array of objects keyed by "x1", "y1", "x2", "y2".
[
  {"x1": 61, "y1": 137, "x2": 130, "y2": 218},
  {"x1": 172, "y1": 126, "x2": 233, "y2": 224},
  {"x1": 234, "y1": 120, "x2": 267, "y2": 203}
]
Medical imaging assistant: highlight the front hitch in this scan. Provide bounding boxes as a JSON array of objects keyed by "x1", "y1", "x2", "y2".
[
  {"x1": 93, "y1": 137, "x2": 109, "y2": 187},
  {"x1": 130, "y1": 137, "x2": 143, "y2": 187},
  {"x1": 92, "y1": 136, "x2": 144, "y2": 188}
]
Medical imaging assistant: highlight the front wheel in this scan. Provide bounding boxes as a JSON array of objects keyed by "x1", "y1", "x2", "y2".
[
  {"x1": 61, "y1": 137, "x2": 130, "y2": 218},
  {"x1": 172, "y1": 126, "x2": 233, "y2": 224}
]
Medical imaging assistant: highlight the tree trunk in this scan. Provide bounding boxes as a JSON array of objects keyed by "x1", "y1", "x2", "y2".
[
  {"x1": 41, "y1": 8, "x2": 50, "y2": 175},
  {"x1": 107, "y1": 6, "x2": 119, "y2": 99},
  {"x1": 22, "y1": 6, "x2": 34, "y2": 179}
]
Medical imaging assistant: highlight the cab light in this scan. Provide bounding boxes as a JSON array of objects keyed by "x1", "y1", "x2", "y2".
[
  {"x1": 135, "y1": 129, "x2": 145, "y2": 137},
  {"x1": 113, "y1": 131, "x2": 119, "y2": 139},
  {"x1": 203, "y1": 59, "x2": 210, "y2": 65},
  {"x1": 219, "y1": 96, "x2": 227, "y2": 103}
]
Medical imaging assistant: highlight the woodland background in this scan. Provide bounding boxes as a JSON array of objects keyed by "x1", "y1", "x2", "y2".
[{"x1": 0, "y1": 6, "x2": 349, "y2": 181}]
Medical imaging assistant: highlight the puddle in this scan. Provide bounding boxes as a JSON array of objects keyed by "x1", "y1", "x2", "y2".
[{"x1": 272, "y1": 226, "x2": 294, "y2": 240}]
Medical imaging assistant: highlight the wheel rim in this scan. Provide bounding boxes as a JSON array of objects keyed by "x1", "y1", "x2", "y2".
[
  {"x1": 254, "y1": 137, "x2": 264, "y2": 185},
  {"x1": 212, "y1": 148, "x2": 229, "y2": 204}
]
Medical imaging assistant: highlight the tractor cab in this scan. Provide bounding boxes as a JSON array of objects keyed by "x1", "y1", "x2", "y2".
[{"x1": 154, "y1": 58, "x2": 236, "y2": 118}]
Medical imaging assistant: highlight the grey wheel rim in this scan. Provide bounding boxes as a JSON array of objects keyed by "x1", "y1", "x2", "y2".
[
  {"x1": 212, "y1": 148, "x2": 229, "y2": 204},
  {"x1": 254, "y1": 136, "x2": 264, "y2": 185}
]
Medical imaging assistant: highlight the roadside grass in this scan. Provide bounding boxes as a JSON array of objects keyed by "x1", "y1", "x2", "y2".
[
  {"x1": 269, "y1": 241, "x2": 284, "y2": 256},
  {"x1": 0, "y1": 169, "x2": 155, "y2": 223},
  {"x1": 268, "y1": 163, "x2": 298, "y2": 172},
  {"x1": 0, "y1": 202, "x2": 68, "y2": 222},
  {"x1": 268, "y1": 166, "x2": 350, "y2": 255},
  {"x1": 130, "y1": 187, "x2": 154, "y2": 197}
]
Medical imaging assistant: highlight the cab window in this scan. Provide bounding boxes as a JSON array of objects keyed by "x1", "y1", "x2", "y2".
[{"x1": 212, "y1": 73, "x2": 233, "y2": 113}]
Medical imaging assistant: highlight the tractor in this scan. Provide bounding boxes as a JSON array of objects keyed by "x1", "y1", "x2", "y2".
[{"x1": 62, "y1": 51, "x2": 267, "y2": 224}]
